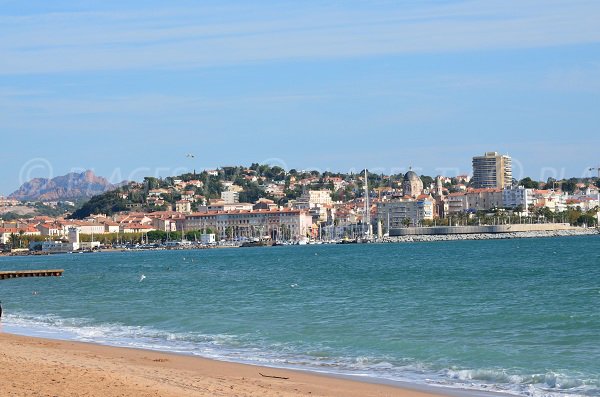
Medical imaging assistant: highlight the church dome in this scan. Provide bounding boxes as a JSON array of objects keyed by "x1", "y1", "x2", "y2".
[
  {"x1": 402, "y1": 170, "x2": 423, "y2": 198},
  {"x1": 404, "y1": 170, "x2": 420, "y2": 181}
]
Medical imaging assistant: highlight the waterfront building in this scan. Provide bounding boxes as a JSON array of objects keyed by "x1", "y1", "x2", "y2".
[
  {"x1": 200, "y1": 233, "x2": 216, "y2": 244},
  {"x1": 42, "y1": 241, "x2": 77, "y2": 253},
  {"x1": 502, "y1": 186, "x2": 534, "y2": 214},
  {"x1": 446, "y1": 189, "x2": 503, "y2": 214},
  {"x1": 465, "y1": 188, "x2": 503, "y2": 211},
  {"x1": 532, "y1": 190, "x2": 567, "y2": 212},
  {"x1": 151, "y1": 217, "x2": 178, "y2": 232},
  {"x1": 183, "y1": 209, "x2": 312, "y2": 241},
  {"x1": 70, "y1": 221, "x2": 105, "y2": 235},
  {"x1": 447, "y1": 193, "x2": 468, "y2": 214},
  {"x1": 119, "y1": 223, "x2": 156, "y2": 234},
  {"x1": 376, "y1": 198, "x2": 434, "y2": 230},
  {"x1": 472, "y1": 152, "x2": 512, "y2": 189},
  {"x1": 0, "y1": 226, "x2": 40, "y2": 245}
]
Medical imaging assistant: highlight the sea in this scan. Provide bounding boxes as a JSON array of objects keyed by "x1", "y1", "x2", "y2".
[{"x1": 1, "y1": 235, "x2": 599, "y2": 397}]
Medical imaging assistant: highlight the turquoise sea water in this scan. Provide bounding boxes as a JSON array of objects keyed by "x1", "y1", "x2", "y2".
[{"x1": 1, "y1": 236, "x2": 599, "y2": 396}]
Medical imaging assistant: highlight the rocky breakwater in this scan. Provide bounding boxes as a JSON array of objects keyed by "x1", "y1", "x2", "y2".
[{"x1": 384, "y1": 228, "x2": 599, "y2": 243}]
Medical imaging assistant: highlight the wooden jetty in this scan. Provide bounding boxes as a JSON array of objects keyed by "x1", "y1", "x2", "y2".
[{"x1": 0, "y1": 269, "x2": 64, "y2": 280}]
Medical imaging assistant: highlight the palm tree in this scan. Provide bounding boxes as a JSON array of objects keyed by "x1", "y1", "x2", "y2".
[
  {"x1": 9, "y1": 233, "x2": 18, "y2": 248},
  {"x1": 18, "y1": 230, "x2": 25, "y2": 248}
]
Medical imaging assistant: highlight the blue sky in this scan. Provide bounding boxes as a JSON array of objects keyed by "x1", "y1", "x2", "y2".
[{"x1": 1, "y1": 0, "x2": 599, "y2": 194}]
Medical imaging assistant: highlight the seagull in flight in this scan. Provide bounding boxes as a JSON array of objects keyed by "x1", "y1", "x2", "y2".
[
  {"x1": 186, "y1": 154, "x2": 195, "y2": 158},
  {"x1": 139, "y1": 274, "x2": 146, "y2": 283}
]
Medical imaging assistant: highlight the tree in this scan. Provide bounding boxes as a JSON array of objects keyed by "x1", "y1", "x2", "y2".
[
  {"x1": 576, "y1": 213, "x2": 597, "y2": 227},
  {"x1": 421, "y1": 175, "x2": 434, "y2": 188},
  {"x1": 147, "y1": 230, "x2": 168, "y2": 242},
  {"x1": 205, "y1": 176, "x2": 222, "y2": 199},
  {"x1": 69, "y1": 191, "x2": 128, "y2": 219},
  {"x1": 519, "y1": 177, "x2": 539, "y2": 189},
  {"x1": 239, "y1": 182, "x2": 263, "y2": 203},
  {"x1": 9, "y1": 233, "x2": 18, "y2": 248},
  {"x1": 18, "y1": 230, "x2": 25, "y2": 248},
  {"x1": 561, "y1": 179, "x2": 578, "y2": 193},
  {"x1": 144, "y1": 177, "x2": 161, "y2": 190}
]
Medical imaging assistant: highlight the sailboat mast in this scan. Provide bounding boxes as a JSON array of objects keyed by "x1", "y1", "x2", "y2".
[{"x1": 364, "y1": 169, "x2": 370, "y2": 237}]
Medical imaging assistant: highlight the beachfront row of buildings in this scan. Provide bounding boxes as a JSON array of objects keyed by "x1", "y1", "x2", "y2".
[
  {"x1": 0, "y1": 207, "x2": 315, "y2": 246},
  {"x1": 1, "y1": 178, "x2": 597, "y2": 247},
  {"x1": 1, "y1": 152, "x2": 599, "y2": 247}
]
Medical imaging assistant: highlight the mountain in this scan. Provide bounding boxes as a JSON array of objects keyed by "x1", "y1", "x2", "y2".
[{"x1": 9, "y1": 170, "x2": 119, "y2": 201}]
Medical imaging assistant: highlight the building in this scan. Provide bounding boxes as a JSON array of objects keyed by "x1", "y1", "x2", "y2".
[
  {"x1": 253, "y1": 198, "x2": 278, "y2": 210},
  {"x1": 446, "y1": 189, "x2": 503, "y2": 214},
  {"x1": 42, "y1": 241, "x2": 77, "y2": 253},
  {"x1": 402, "y1": 170, "x2": 423, "y2": 198},
  {"x1": 200, "y1": 233, "x2": 216, "y2": 245},
  {"x1": 295, "y1": 190, "x2": 332, "y2": 209},
  {"x1": 71, "y1": 221, "x2": 105, "y2": 236},
  {"x1": 447, "y1": 193, "x2": 468, "y2": 214},
  {"x1": 532, "y1": 190, "x2": 567, "y2": 213},
  {"x1": 42, "y1": 226, "x2": 80, "y2": 253},
  {"x1": 183, "y1": 209, "x2": 313, "y2": 241},
  {"x1": 472, "y1": 152, "x2": 512, "y2": 189},
  {"x1": 151, "y1": 217, "x2": 178, "y2": 232},
  {"x1": 199, "y1": 202, "x2": 254, "y2": 212},
  {"x1": 503, "y1": 186, "x2": 534, "y2": 214},
  {"x1": 221, "y1": 190, "x2": 240, "y2": 204},
  {"x1": 0, "y1": 226, "x2": 41, "y2": 245},
  {"x1": 119, "y1": 223, "x2": 156, "y2": 234},
  {"x1": 102, "y1": 220, "x2": 120, "y2": 233},
  {"x1": 175, "y1": 200, "x2": 192, "y2": 213},
  {"x1": 465, "y1": 189, "x2": 503, "y2": 211},
  {"x1": 37, "y1": 223, "x2": 62, "y2": 236},
  {"x1": 376, "y1": 198, "x2": 434, "y2": 229}
]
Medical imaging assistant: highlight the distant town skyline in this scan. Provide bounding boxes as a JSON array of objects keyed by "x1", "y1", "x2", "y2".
[{"x1": 1, "y1": 1, "x2": 599, "y2": 195}]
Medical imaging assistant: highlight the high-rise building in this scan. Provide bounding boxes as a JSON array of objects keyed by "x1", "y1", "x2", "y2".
[{"x1": 472, "y1": 152, "x2": 512, "y2": 189}]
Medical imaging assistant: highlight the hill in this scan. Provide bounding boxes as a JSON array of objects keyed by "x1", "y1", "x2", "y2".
[{"x1": 9, "y1": 170, "x2": 119, "y2": 201}]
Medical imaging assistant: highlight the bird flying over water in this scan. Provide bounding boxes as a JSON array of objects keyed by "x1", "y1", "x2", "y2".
[{"x1": 139, "y1": 274, "x2": 146, "y2": 282}]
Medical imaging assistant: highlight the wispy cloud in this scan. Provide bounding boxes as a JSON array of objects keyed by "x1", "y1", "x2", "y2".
[
  {"x1": 1, "y1": 1, "x2": 599, "y2": 74},
  {"x1": 541, "y1": 62, "x2": 600, "y2": 92}
]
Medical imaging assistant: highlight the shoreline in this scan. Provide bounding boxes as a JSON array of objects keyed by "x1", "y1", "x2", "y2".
[
  {"x1": 1, "y1": 228, "x2": 597, "y2": 256},
  {"x1": 0, "y1": 331, "x2": 508, "y2": 397}
]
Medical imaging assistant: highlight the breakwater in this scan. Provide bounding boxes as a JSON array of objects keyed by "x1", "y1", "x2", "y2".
[
  {"x1": 385, "y1": 227, "x2": 598, "y2": 243},
  {"x1": 390, "y1": 222, "x2": 576, "y2": 236}
]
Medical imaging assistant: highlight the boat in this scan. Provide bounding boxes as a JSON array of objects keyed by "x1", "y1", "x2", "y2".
[{"x1": 240, "y1": 239, "x2": 274, "y2": 248}]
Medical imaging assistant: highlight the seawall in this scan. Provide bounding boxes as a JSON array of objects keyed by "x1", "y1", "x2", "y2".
[
  {"x1": 389, "y1": 223, "x2": 576, "y2": 237},
  {"x1": 384, "y1": 227, "x2": 598, "y2": 243}
]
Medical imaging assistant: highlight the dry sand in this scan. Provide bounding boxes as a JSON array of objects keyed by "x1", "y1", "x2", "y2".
[{"x1": 0, "y1": 332, "x2": 456, "y2": 397}]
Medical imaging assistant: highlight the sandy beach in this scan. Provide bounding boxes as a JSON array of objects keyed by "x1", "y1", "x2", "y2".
[{"x1": 0, "y1": 332, "x2": 456, "y2": 397}]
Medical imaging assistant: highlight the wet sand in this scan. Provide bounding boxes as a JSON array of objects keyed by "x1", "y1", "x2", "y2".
[{"x1": 0, "y1": 332, "x2": 456, "y2": 397}]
